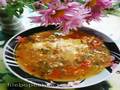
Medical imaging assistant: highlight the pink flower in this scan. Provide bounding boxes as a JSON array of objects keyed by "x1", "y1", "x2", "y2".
[
  {"x1": 29, "y1": 16, "x2": 42, "y2": 23},
  {"x1": 31, "y1": 2, "x2": 90, "y2": 34},
  {"x1": 16, "y1": 36, "x2": 27, "y2": 43},
  {"x1": 96, "y1": 0, "x2": 112, "y2": 9},
  {"x1": 59, "y1": 2, "x2": 90, "y2": 33},
  {"x1": 85, "y1": 0, "x2": 112, "y2": 22},
  {"x1": 64, "y1": 0, "x2": 73, "y2": 3},
  {"x1": 0, "y1": 0, "x2": 7, "y2": 6},
  {"x1": 30, "y1": 0, "x2": 113, "y2": 34},
  {"x1": 47, "y1": 0, "x2": 62, "y2": 9}
]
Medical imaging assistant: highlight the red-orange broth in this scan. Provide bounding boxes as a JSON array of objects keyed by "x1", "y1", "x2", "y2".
[{"x1": 16, "y1": 30, "x2": 112, "y2": 81}]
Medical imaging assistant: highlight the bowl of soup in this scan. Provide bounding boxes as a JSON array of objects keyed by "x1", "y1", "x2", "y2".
[{"x1": 3, "y1": 25, "x2": 120, "y2": 89}]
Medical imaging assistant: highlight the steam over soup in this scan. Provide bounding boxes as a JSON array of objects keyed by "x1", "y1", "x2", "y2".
[{"x1": 16, "y1": 30, "x2": 113, "y2": 81}]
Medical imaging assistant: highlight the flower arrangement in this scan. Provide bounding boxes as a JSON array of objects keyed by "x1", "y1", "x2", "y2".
[
  {"x1": 0, "y1": 0, "x2": 119, "y2": 34},
  {"x1": 0, "y1": 0, "x2": 34, "y2": 17},
  {"x1": 30, "y1": 0, "x2": 115, "y2": 34},
  {"x1": 0, "y1": 0, "x2": 36, "y2": 35}
]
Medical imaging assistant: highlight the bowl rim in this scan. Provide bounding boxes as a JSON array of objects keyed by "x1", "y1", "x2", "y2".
[{"x1": 3, "y1": 25, "x2": 120, "y2": 89}]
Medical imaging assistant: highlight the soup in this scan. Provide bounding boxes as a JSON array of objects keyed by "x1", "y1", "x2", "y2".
[{"x1": 16, "y1": 30, "x2": 113, "y2": 81}]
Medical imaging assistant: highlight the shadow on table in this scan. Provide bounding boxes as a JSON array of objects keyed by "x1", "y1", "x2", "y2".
[
  {"x1": 0, "y1": 31, "x2": 13, "y2": 47},
  {"x1": 8, "y1": 81, "x2": 111, "y2": 90}
]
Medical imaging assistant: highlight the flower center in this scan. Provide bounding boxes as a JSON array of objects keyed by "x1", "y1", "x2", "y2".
[
  {"x1": 51, "y1": 9, "x2": 65, "y2": 18},
  {"x1": 42, "y1": 0, "x2": 53, "y2": 4},
  {"x1": 85, "y1": 0, "x2": 97, "y2": 8}
]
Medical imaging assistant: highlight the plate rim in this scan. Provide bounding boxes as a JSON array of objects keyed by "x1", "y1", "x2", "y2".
[{"x1": 3, "y1": 25, "x2": 120, "y2": 89}]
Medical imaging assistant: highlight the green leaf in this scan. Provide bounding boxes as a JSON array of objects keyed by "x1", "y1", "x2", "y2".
[
  {"x1": 3, "y1": 74, "x2": 21, "y2": 83},
  {"x1": 0, "y1": 73, "x2": 6, "y2": 79},
  {"x1": 77, "y1": 0, "x2": 86, "y2": 4},
  {"x1": 0, "y1": 79, "x2": 4, "y2": 83},
  {"x1": 106, "y1": 9, "x2": 120, "y2": 16},
  {"x1": 0, "y1": 84, "x2": 7, "y2": 90},
  {"x1": 0, "y1": 60, "x2": 8, "y2": 74}
]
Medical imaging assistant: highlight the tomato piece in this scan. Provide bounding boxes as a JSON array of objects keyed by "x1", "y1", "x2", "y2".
[
  {"x1": 91, "y1": 38, "x2": 102, "y2": 48},
  {"x1": 80, "y1": 60, "x2": 92, "y2": 68},
  {"x1": 49, "y1": 69, "x2": 62, "y2": 79},
  {"x1": 81, "y1": 36, "x2": 91, "y2": 43},
  {"x1": 64, "y1": 66, "x2": 78, "y2": 75}
]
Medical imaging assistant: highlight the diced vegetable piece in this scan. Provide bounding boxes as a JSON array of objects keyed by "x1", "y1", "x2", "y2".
[
  {"x1": 91, "y1": 38, "x2": 102, "y2": 48},
  {"x1": 48, "y1": 69, "x2": 62, "y2": 79},
  {"x1": 80, "y1": 60, "x2": 92, "y2": 68},
  {"x1": 64, "y1": 66, "x2": 78, "y2": 75}
]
